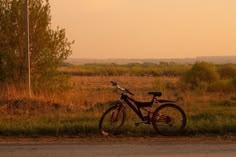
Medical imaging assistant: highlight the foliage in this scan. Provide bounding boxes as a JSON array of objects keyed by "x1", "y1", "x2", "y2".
[
  {"x1": 183, "y1": 62, "x2": 220, "y2": 88},
  {"x1": 232, "y1": 77, "x2": 236, "y2": 86},
  {"x1": 0, "y1": 0, "x2": 73, "y2": 92},
  {"x1": 217, "y1": 64, "x2": 236, "y2": 79},
  {"x1": 207, "y1": 80, "x2": 235, "y2": 93}
]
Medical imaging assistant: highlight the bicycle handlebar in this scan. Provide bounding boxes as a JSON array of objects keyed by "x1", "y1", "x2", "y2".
[
  {"x1": 125, "y1": 88, "x2": 134, "y2": 96},
  {"x1": 111, "y1": 81, "x2": 117, "y2": 86},
  {"x1": 110, "y1": 81, "x2": 134, "y2": 96}
]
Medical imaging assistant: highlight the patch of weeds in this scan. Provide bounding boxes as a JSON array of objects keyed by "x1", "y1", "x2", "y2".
[
  {"x1": 166, "y1": 81, "x2": 176, "y2": 90},
  {"x1": 152, "y1": 79, "x2": 166, "y2": 92},
  {"x1": 190, "y1": 112, "x2": 216, "y2": 121},
  {"x1": 86, "y1": 101, "x2": 118, "y2": 112},
  {"x1": 211, "y1": 100, "x2": 236, "y2": 107}
]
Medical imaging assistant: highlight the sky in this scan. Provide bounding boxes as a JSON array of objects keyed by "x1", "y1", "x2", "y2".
[{"x1": 50, "y1": 0, "x2": 236, "y2": 59}]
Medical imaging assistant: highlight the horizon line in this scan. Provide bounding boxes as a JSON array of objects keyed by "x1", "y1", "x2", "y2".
[{"x1": 67, "y1": 55, "x2": 236, "y2": 60}]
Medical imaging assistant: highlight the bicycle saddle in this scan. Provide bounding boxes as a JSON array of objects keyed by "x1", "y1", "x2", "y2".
[{"x1": 148, "y1": 92, "x2": 162, "y2": 97}]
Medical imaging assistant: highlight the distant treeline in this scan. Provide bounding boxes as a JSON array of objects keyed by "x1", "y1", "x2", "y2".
[
  {"x1": 62, "y1": 62, "x2": 191, "y2": 76},
  {"x1": 62, "y1": 63, "x2": 236, "y2": 79},
  {"x1": 66, "y1": 56, "x2": 236, "y2": 65}
]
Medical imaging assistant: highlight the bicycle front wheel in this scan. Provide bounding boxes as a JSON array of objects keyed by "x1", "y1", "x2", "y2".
[
  {"x1": 152, "y1": 104, "x2": 186, "y2": 136},
  {"x1": 99, "y1": 105, "x2": 126, "y2": 136}
]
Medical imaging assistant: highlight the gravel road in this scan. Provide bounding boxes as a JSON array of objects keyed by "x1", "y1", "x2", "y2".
[{"x1": 0, "y1": 137, "x2": 235, "y2": 157}]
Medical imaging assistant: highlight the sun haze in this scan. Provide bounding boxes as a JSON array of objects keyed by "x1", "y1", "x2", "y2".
[{"x1": 50, "y1": 0, "x2": 236, "y2": 59}]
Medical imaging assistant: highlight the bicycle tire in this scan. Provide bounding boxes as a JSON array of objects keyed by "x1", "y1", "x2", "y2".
[
  {"x1": 99, "y1": 105, "x2": 126, "y2": 136},
  {"x1": 152, "y1": 103, "x2": 186, "y2": 136}
]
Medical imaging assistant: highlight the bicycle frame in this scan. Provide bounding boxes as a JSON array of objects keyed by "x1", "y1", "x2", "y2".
[{"x1": 118, "y1": 93, "x2": 155, "y2": 122}]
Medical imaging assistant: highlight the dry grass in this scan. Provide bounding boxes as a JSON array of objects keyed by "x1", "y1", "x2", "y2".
[
  {"x1": 68, "y1": 76, "x2": 180, "y2": 106},
  {"x1": 0, "y1": 76, "x2": 235, "y2": 136}
]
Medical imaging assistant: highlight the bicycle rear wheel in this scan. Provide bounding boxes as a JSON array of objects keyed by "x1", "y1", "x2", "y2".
[
  {"x1": 152, "y1": 104, "x2": 186, "y2": 136},
  {"x1": 99, "y1": 105, "x2": 126, "y2": 136}
]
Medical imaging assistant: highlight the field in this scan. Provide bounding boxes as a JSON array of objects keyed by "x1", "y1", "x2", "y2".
[{"x1": 0, "y1": 63, "x2": 236, "y2": 137}]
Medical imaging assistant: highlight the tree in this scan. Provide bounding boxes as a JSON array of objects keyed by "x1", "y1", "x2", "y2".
[{"x1": 0, "y1": 0, "x2": 73, "y2": 91}]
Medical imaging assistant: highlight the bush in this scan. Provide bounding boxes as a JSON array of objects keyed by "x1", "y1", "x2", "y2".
[
  {"x1": 183, "y1": 62, "x2": 220, "y2": 88},
  {"x1": 208, "y1": 80, "x2": 232, "y2": 92},
  {"x1": 207, "y1": 77, "x2": 236, "y2": 93},
  {"x1": 232, "y1": 77, "x2": 236, "y2": 86},
  {"x1": 218, "y1": 64, "x2": 236, "y2": 79}
]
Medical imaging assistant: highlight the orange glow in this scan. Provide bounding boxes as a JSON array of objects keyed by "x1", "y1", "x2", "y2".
[{"x1": 50, "y1": 0, "x2": 236, "y2": 58}]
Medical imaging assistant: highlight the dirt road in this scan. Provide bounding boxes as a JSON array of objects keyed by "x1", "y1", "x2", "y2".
[{"x1": 0, "y1": 137, "x2": 235, "y2": 157}]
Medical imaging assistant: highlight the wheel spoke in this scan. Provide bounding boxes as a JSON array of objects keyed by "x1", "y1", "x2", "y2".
[{"x1": 152, "y1": 104, "x2": 186, "y2": 136}]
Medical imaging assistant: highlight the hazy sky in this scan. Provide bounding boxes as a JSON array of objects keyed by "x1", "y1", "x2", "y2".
[{"x1": 50, "y1": 0, "x2": 236, "y2": 59}]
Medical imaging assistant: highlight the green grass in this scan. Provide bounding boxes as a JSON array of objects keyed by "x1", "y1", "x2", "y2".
[
  {"x1": 186, "y1": 100, "x2": 236, "y2": 135},
  {"x1": 0, "y1": 98, "x2": 235, "y2": 137},
  {"x1": 0, "y1": 111, "x2": 100, "y2": 136}
]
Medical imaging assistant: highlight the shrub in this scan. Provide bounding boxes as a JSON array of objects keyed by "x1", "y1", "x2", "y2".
[
  {"x1": 208, "y1": 80, "x2": 232, "y2": 92},
  {"x1": 207, "y1": 77, "x2": 236, "y2": 93},
  {"x1": 218, "y1": 64, "x2": 236, "y2": 79},
  {"x1": 183, "y1": 62, "x2": 220, "y2": 88},
  {"x1": 232, "y1": 77, "x2": 236, "y2": 86}
]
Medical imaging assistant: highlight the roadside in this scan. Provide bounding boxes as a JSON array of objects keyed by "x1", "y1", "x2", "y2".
[{"x1": 0, "y1": 135, "x2": 236, "y2": 145}]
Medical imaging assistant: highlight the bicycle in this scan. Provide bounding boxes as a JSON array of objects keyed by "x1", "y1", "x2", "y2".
[{"x1": 99, "y1": 81, "x2": 187, "y2": 136}]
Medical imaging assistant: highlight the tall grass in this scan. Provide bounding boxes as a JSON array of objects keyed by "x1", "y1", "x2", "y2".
[{"x1": 0, "y1": 75, "x2": 235, "y2": 136}]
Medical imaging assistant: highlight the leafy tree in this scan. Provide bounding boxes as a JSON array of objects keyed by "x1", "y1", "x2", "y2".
[{"x1": 0, "y1": 0, "x2": 73, "y2": 91}]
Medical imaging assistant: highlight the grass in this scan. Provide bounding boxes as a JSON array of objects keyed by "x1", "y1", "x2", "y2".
[
  {"x1": 0, "y1": 72, "x2": 236, "y2": 137},
  {"x1": 185, "y1": 98, "x2": 236, "y2": 135}
]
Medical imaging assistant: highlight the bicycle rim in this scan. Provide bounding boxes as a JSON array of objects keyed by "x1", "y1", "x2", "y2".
[
  {"x1": 152, "y1": 104, "x2": 186, "y2": 136},
  {"x1": 99, "y1": 106, "x2": 126, "y2": 136}
]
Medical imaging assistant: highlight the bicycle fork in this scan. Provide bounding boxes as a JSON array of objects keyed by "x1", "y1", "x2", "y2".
[{"x1": 110, "y1": 102, "x2": 125, "y2": 123}]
